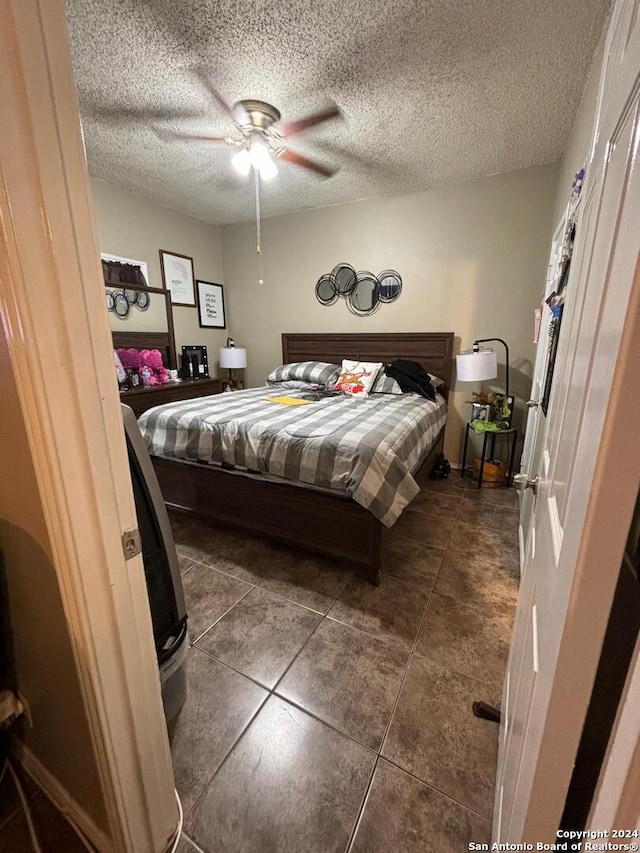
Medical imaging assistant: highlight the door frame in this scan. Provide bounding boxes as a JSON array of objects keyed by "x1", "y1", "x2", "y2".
[{"x1": 0, "y1": 1, "x2": 177, "y2": 850}]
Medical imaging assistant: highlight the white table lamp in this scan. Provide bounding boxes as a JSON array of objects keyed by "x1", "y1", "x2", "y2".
[{"x1": 219, "y1": 346, "x2": 247, "y2": 389}]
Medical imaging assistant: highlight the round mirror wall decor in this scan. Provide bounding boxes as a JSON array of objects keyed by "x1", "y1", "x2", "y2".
[
  {"x1": 331, "y1": 263, "x2": 357, "y2": 296},
  {"x1": 377, "y1": 269, "x2": 402, "y2": 303},
  {"x1": 113, "y1": 291, "x2": 130, "y2": 319},
  {"x1": 106, "y1": 291, "x2": 115, "y2": 312},
  {"x1": 136, "y1": 289, "x2": 150, "y2": 311},
  {"x1": 314, "y1": 262, "x2": 402, "y2": 315},
  {"x1": 124, "y1": 288, "x2": 139, "y2": 304},
  {"x1": 348, "y1": 272, "x2": 380, "y2": 316},
  {"x1": 315, "y1": 273, "x2": 338, "y2": 305}
]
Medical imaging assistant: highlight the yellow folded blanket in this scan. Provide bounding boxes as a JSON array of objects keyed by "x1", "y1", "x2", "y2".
[{"x1": 266, "y1": 395, "x2": 314, "y2": 406}]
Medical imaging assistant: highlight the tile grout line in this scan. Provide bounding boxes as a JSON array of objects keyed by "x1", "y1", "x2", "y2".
[
  {"x1": 179, "y1": 831, "x2": 207, "y2": 853},
  {"x1": 254, "y1": 581, "x2": 344, "y2": 617},
  {"x1": 322, "y1": 611, "x2": 415, "y2": 654},
  {"x1": 264, "y1": 692, "x2": 380, "y2": 757},
  {"x1": 377, "y1": 558, "x2": 441, "y2": 757},
  {"x1": 179, "y1": 688, "x2": 270, "y2": 826},
  {"x1": 344, "y1": 755, "x2": 381, "y2": 853},
  {"x1": 409, "y1": 645, "x2": 506, "y2": 704},
  {"x1": 375, "y1": 477, "x2": 500, "y2": 824},
  {"x1": 269, "y1": 614, "x2": 328, "y2": 693},
  {"x1": 380, "y1": 754, "x2": 494, "y2": 823},
  {"x1": 378, "y1": 478, "x2": 514, "y2": 820},
  {"x1": 191, "y1": 645, "x2": 274, "y2": 693},
  {"x1": 188, "y1": 582, "x2": 256, "y2": 646},
  {"x1": 377, "y1": 481, "x2": 470, "y2": 759}
]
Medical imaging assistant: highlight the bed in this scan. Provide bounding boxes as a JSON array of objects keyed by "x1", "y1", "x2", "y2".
[{"x1": 144, "y1": 332, "x2": 454, "y2": 584}]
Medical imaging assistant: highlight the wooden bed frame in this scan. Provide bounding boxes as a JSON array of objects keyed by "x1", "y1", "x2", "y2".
[{"x1": 151, "y1": 332, "x2": 454, "y2": 584}]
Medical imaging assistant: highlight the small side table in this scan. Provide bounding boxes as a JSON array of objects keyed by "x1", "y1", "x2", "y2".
[{"x1": 461, "y1": 424, "x2": 518, "y2": 489}]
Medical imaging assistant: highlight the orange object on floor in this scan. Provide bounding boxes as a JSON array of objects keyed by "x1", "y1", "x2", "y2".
[{"x1": 473, "y1": 456, "x2": 506, "y2": 486}]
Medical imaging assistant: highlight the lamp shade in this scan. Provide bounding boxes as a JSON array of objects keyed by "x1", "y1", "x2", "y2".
[
  {"x1": 456, "y1": 348, "x2": 497, "y2": 382},
  {"x1": 219, "y1": 347, "x2": 247, "y2": 369}
]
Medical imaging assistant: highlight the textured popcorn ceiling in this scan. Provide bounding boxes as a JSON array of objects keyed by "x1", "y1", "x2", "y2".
[{"x1": 67, "y1": 0, "x2": 608, "y2": 225}]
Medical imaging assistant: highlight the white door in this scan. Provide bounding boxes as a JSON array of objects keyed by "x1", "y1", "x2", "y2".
[
  {"x1": 518, "y1": 212, "x2": 569, "y2": 561},
  {"x1": 495, "y1": 0, "x2": 640, "y2": 840}
]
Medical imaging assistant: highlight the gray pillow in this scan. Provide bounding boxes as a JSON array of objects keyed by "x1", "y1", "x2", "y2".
[
  {"x1": 267, "y1": 361, "x2": 341, "y2": 387},
  {"x1": 372, "y1": 372, "x2": 446, "y2": 394}
]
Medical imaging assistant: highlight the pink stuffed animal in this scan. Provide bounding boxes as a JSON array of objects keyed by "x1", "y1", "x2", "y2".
[
  {"x1": 117, "y1": 348, "x2": 141, "y2": 372},
  {"x1": 138, "y1": 349, "x2": 170, "y2": 386}
]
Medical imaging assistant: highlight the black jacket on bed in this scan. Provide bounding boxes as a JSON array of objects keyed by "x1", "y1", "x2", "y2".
[{"x1": 385, "y1": 359, "x2": 437, "y2": 401}]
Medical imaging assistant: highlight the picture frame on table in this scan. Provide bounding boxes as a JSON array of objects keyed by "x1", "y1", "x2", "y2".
[
  {"x1": 159, "y1": 249, "x2": 196, "y2": 306},
  {"x1": 197, "y1": 280, "x2": 226, "y2": 329}
]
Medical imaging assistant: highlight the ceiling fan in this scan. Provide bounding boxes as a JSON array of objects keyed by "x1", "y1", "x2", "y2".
[
  {"x1": 163, "y1": 76, "x2": 342, "y2": 181},
  {"x1": 163, "y1": 75, "x2": 342, "y2": 284}
]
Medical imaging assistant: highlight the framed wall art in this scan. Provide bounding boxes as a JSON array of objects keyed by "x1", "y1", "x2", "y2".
[
  {"x1": 160, "y1": 249, "x2": 196, "y2": 306},
  {"x1": 197, "y1": 280, "x2": 226, "y2": 329}
]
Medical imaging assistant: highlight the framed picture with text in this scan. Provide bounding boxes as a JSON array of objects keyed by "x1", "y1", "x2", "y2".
[
  {"x1": 197, "y1": 280, "x2": 226, "y2": 329},
  {"x1": 159, "y1": 249, "x2": 196, "y2": 306}
]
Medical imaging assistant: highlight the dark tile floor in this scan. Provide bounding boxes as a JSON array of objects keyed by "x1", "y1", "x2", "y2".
[
  {"x1": 170, "y1": 474, "x2": 520, "y2": 853},
  {"x1": 0, "y1": 763, "x2": 86, "y2": 852}
]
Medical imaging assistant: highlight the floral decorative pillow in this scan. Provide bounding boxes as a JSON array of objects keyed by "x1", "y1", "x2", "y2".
[
  {"x1": 334, "y1": 360, "x2": 383, "y2": 396},
  {"x1": 266, "y1": 361, "x2": 340, "y2": 388}
]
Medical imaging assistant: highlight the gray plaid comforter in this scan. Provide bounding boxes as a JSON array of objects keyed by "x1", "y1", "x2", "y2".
[{"x1": 138, "y1": 387, "x2": 446, "y2": 527}]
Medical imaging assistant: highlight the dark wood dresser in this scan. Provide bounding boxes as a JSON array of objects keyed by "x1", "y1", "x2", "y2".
[{"x1": 119, "y1": 377, "x2": 222, "y2": 418}]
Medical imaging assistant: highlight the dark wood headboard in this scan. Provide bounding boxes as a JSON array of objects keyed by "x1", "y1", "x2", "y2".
[{"x1": 281, "y1": 332, "x2": 454, "y2": 399}]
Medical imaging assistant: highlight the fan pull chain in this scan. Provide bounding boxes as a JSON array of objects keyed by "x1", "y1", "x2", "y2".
[{"x1": 254, "y1": 167, "x2": 264, "y2": 285}]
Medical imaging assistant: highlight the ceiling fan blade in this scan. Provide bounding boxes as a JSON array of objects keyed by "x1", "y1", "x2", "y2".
[
  {"x1": 86, "y1": 105, "x2": 203, "y2": 125},
  {"x1": 275, "y1": 105, "x2": 341, "y2": 138},
  {"x1": 153, "y1": 127, "x2": 231, "y2": 144},
  {"x1": 193, "y1": 68, "x2": 248, "y2": 126},
  {"x1": 279, "y1": 149, "x2": 337, "y2": 178}
]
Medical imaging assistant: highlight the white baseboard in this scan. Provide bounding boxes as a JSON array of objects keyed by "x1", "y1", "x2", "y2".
[{"x1": 15, "y1": 743, "x2": 112, "y2": 851}]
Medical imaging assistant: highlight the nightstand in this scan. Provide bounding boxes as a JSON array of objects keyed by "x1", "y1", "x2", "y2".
[
  {"x1": 120, "y1": 377, "x2": 222, "y2": 418},
  {"x1": 461, "y1": 424, "x2": 518, "y2": 489}
]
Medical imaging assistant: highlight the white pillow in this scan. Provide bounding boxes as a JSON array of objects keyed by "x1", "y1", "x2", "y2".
[{"x1": 334, "y1": 360, "x2": 383, "y2": 397}]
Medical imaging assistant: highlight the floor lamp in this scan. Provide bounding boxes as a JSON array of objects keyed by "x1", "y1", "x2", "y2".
[
  {"x1": 456, "y1": 338, "x2": 509, "y2": 395},
  {"x1": 457, "y1": 337, "x2": 512, "y2": 725}
]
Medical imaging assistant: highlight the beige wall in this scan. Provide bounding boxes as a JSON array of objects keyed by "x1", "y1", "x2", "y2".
[
  {"x1": 221, "y1": 163, "x2": 559, "y2": 464},
  {"x1": 0, "y1": 328, "x2": 109, "y2": 833},
  {"x1": 91, "y1": 178, "x2": 228, "y2": 374},
  {"x1": 553, "y1": 35, "x2": 605, "y2": 223}
]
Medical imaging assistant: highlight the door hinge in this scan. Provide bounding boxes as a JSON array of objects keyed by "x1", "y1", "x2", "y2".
[{"x1": 121, "y1": 528, "x2": 142, "y2": 560}]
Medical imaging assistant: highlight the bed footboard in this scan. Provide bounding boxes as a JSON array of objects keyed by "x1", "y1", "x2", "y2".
[{"x1": 152, "y1": 426, "x2": 444, "y2": 586}]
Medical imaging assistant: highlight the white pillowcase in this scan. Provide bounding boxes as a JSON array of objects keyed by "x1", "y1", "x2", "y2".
[{"x1": 334, "y1": 360, "x2": 383, "y2": 397}]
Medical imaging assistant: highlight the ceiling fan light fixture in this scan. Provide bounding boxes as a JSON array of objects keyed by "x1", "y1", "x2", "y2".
[
  {"x1": 231, "y1": 147, "x2": 251, "y2": 177},
  {"x1": 249, "y1": 138, "x2": 277, "y2": 180},
  {"x1": 258, "y1": 155, "x2": 278, "y2": 181}
]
